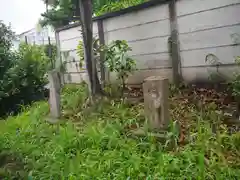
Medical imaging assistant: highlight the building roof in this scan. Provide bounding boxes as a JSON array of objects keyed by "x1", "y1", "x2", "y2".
[{"x1": 18, "y1": 28, "x2": 35, "y2": 36}]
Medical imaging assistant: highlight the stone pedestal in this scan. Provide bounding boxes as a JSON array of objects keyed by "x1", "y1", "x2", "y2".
[
  {"x1": 143, "y1": 76, "x2": 169, "y2": 130},
  {"x1": 48, "y1": 70, "x2": 61, "y2": 120}
]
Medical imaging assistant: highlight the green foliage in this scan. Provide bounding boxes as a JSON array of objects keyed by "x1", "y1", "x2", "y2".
[
  {"x1": 231, "y1": 57, "x2": 240, "y2": 98},
  {"x1": 0, "y1": 21, "x2": 49, "y2": 116},
  {"x1": 40, "y1": 0, "x2": 147, "y2": 28},
  {"x1": 104, "y1": 40, "x2": 136, "y2": 91},
  {"x1": 77, "y1": 39, "x2": 136, "y2": 94},
  {"x1": 0, "y1": 84, "x2": 239, "y2": 179},
  {"x1": 76, "y1": 40, "x2": 84, "y2": 67},
  {"x1": 230, "y1": 34, "x2": 240, "y2": 99},
  {"x1": 42, "y1": 43, "x2": 57, "y2": 68},
  {"x1": 0, "y1": 21, "x2": 15, "y2": 50},
  {"x1": 17, "y1": 43, "x2": 50, "y2": 82},
  {"x1": 96, "y1": 0, "x2": 147, "y2": 16},
  {"x1": 0, "y1": 21, "x2": 15, "y2": 81},
  {"x1": 40, "y1": 0, "x2": 81, "y2": 28},
  {"x1": 76, "y1": 37, "x2": 102, "y2": 69}
]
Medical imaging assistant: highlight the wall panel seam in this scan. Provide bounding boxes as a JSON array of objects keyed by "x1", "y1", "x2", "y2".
[
  {"x1": 177, "y1": 3, "x2": 240, "y2": 18},
  {"x1": 65, "y1": 67, "x2": 173, "y2": 73},
  {"x1": 182, "y1": 63, "x2": 237, "y2": 69},
  {"x1": 60, "y1": 50, "x2": 171, "y2": 56},
  {"x1": 180, "y1": 44, "x2": 240, "y2": 52},
  {"x1": 179, "y1": 23, "x2": 240, "y2": 35},
  {"x1": 130, "y1": 51, "x2": 170, "y2": 57},
  {"x1": 64, "y1": 63, "x2": 239, "y2": 73},
  {"x1": 60, "y1": 33, "x2": 99, "y2": 42},
  {"x1": 104, "y1": 18, "x2": 170, "y2": 33},
  {"x1": 60, "y1": 33, "x2": 170, "y2": 44},
  {"x1": 127, "y1": 34, "x2": 170, "y2": 43},
  {"x1": 61, "y1": 49, "x2": 77, "y2": 52},
  {"x1": 60, "y1": 36, "x2": 81, "y2": 42}
]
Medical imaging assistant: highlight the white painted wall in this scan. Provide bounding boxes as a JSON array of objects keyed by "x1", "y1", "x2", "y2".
[
  {"x1": 58, "y1": 0, "x2": 240, "y2": 84},
  {"x1": 59, "y1": 3, "x2": 171, "y2": 84},
  {"x1": 59, "y1": 22, "x2": 99, "y2": 83},
  {"x1": 176, "y1": 0, "x2": 240, "y2": 82}
]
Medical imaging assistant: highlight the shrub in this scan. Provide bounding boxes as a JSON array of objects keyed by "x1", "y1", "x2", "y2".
[
  {"x1": 77, "y1": 39, "x2": 136, "y2": 95},
  {"x1": 0, "y1": 21, "x2": 49, "y2": 117},
  {"x1": 104, "y1": 40, "x2": 136, "y2": 94}
]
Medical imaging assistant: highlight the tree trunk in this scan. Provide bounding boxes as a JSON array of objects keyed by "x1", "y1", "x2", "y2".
[{"x1": 79, "y1": 0, "x2": 102, "y2": 97}]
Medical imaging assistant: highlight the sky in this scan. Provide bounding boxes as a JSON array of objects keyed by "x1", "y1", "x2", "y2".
[{"x1": 0, "y1": 0, "x2": 46, "y2": 34}]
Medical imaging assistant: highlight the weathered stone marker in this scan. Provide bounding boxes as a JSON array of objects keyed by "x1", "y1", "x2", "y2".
[
  {"x1": 48, "y1": 70, "x2": 61, "y2": 122},
  {"x1": 143, "y1": 76, "x2": 169, "y2": 130}
]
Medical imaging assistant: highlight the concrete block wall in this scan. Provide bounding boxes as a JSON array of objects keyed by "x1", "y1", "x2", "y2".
[
  {"x1": 177, "y1": 0, "x2": 240, "y2": 82},
  {"x1": 57, "y1": 0, "x2": 240, "y2": 84},
  {"x1": 59, "y1": 22, "x2": 99, "y2": 83},
  {"x1": 103, "y1": 3, "x2": 172, "y2": 84}
]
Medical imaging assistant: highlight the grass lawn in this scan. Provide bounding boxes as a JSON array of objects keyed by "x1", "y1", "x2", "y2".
[{"x1": 0, "y1": 84, "x2": 239, "y2": 179}]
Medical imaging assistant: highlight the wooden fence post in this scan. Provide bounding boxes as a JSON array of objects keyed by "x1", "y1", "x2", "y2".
[
  {"x1": 97, "y1": 20, "x2": 107, "y2": 85},
  {"x1": 25, "y1": 36, "x2": 28, "y2": 44},
  {"x1": 169, "y1": 0, "x2": 181, "y2": 86},
  {"x1": 143, "y1": 76, "x2": 170, "y2": 130}
]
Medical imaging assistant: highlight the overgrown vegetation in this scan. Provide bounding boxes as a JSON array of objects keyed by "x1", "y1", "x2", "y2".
[
  {"x1": 0, "y1": 84, "x2": 239, "y2": 179},
  {"x1": 104, "y1": 40, "x2": 136, "y2": 93},
  {"x1": 231, "y1": 55, "x2": 240, "y2": 98},
  {"x1": 77, "y1": 38, "x2": 136, "y2": 92},
  {"x1": 1, "y1": 2, "x2": 240, "y2": 178},
  {"x1": 77, "y1": 39, "x2": 136, "y2": 95},
  {"x1": 95, "y1": 0, "x2": 147, "y2": 16},
  {"x1": 0, "y1": 21, "x2": 50, "y2": 117},
  {"x1": 77, "y1": 37, "x2": 101, "y2": 69},
  {"x1": 40, "y1": 0, "x2": 148, "y2": 28}
]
